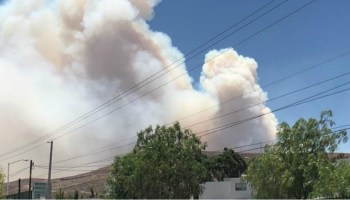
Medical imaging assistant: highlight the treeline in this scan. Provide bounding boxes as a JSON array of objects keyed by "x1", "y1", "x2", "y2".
[
  {"x1": 105, "y1": 110, "x2": 350, "y2": 199},
  {"x1": 1, "y1": 111, "x2": 348, "y2": 199},
  {"x1": 245, "y1": 111, "x2": 350, "y2": 198},
  {"x1": 105, "y1": 122, "x2": 247, "y2": 199}
]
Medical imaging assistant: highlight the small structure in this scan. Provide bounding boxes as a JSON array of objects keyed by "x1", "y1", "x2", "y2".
[
  {"x1": 200, "y1": 177, "x2": 252, "y2": 199},
  {"x1": 32, "y1": 182, "x2": 47, "y2": 199}
]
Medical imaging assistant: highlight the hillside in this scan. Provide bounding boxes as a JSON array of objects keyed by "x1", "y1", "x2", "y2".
[{"x1": 5, "y1": 166, "x2": 111, "y2": 198}]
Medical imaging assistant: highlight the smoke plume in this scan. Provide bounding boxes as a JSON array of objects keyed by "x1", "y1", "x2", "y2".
[{"x1": 0, "y1": 0, "x2": 277, "y2": 178}]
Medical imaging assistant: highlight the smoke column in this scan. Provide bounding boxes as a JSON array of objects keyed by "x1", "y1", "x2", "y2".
[{"x1": 0, "y1": 0, "x2": 277, "y2": 177}]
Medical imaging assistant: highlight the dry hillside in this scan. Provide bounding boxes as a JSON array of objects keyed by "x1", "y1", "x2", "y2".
[{"x1": 4, "y1": 166, "x2": 111, "y2": 198}]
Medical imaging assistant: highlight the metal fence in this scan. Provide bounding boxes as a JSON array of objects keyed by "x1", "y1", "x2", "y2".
[{"x1": 6, "y1": 191, "x2": 32, "y2": 199}]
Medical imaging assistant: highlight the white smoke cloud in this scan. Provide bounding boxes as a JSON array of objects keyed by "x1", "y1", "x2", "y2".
[
  {"x1": 198, "y1": 49, "x2": 277, "y2": 148},
  {"x1": 0, "y1": 0, "x2": 277, "y2": 178}
]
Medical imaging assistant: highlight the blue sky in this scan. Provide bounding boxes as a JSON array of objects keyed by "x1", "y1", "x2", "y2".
[
  {"x1": 149, "y1": 0, "x2": 350, "y2": 152},
  {"x1": 0, "y1": 0, "x2": 348, "y2": 180}
]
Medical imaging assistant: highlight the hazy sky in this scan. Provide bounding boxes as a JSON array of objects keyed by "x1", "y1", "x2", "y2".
[{"x1": 149, "y1": 0, "x2": 350, "y2": 152}]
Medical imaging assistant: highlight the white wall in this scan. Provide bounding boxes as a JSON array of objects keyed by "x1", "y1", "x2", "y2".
[{"x1": 200, "y1": 177, "x2": 252, "y2": 199}]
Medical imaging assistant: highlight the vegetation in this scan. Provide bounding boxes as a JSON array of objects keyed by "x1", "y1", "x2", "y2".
[
  {"x1": 55, "y1": 188, "x2": 100, "y2": 199},
  {"x1": 0, "y1": 168, "x2": 4, "y2": 198},
  {"x1": 74, "y1": 190, "x2": 79, "y2": 199},
  {"x1": 55, "y1": 188, "x2": 65, "y2": 199},
  {"x1": 106, "y1": 122, "x2": 247, "y2": 199},
  {"x1": 89, "y1": 188, "x2": 95, "y2": 198},
  {"x1": 209, "y1": 147, "x2": 247, "y2": 181},
  {"x1": 66, "y1": 193, "x2": 73, "y2": 199},
  {"x1": 106, "y1": 122, "x2": 208, "y2": 198},
  {"x1": 312, "y1": 160, "x2": 350, "y2": 198},
  {"x1": 246, "y1": 110, "x2": 348, "y2": 199}
]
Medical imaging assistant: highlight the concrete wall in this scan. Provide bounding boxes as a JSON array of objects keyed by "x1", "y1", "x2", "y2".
[{"x1": 200, "y1": 177, "x2": 252, "y2": 199}]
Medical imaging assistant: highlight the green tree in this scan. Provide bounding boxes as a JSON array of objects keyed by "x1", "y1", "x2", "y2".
[
  {"x1": 74, "y1": 190, "x2": 79, "y2": 199},
  {"x1": 55, "y1": 188, "x2": 65, "y2": 199},
  {"x1": 106, "y1": 122, "x2": 209, "y2": 199},
  {"x1": 245, "y1": 145, "x2": 290, "y2": 198},
  {"x1": 311, "y1": 160, "x2": 350, "y2": 198},
  {"x1": 0, "y1": 168, "x2": 5, "y2": 198},
  {"x1": 209, "y1": 148, "x2": 247, "y2": 181},
  {"x1": 246, "y1": 110, "x2": 348, "y2": 199}
]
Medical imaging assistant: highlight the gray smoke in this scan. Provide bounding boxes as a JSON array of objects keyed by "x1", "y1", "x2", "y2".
[{"x1": 0, "y1": 0, "x2": 277, "y2": 178}]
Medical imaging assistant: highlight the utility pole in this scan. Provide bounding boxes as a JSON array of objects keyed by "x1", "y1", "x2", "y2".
[
  {"x1": 7, "y1": 159, "x2": 29, "y2": 196},
  {"x1": 29, "y1": 160, "x2": 33, "y2": 199},
  {"x1": 18, "y1": 179, "x2": 21, "y2": 199},
  {"x1": 47, "y1": 141, "x2": 53, "y2": 199},
  {"x1": 7, "y1": 163, "x2": 9, "y2": 196}
]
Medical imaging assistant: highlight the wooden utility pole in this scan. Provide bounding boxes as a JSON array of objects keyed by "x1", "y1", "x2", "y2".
[
  {"x1": 29, "y1": 160, "x2": 33, "y2": 199},
  {"x1": 7, "y1": 163, "x2": 9, "y2": 196},
  {"x1": 18, "y1": 178, "x2": 21, "y2": 199},
  {"x1": 47, "y1": 141, "x2": 53, "y2": 199}
]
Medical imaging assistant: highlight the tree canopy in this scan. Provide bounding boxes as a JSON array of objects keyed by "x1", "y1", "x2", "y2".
[
  {"x1": 311, "y1": 160, "x2": 350, "y2": 198},
  {"x1": 106, "y1": 122, "x2": 209, "y2": 199},
  {"x1": 209, "y1": 148, "x2": 247, "y2": 181},
  {"x1": 246, "y1": 110, "x2": 348, "y2": 199},
  {"x1": 0, "y1": 168, "x2": 4, "y2": 198},
  {"x1": 106, "y1": 122, "x2": 248, "y2": 199}
]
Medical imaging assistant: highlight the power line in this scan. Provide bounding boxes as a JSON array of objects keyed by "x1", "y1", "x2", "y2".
[
  {"x1": 4, "y1": 1, "x2": 342, "y2": 173},
  {"x1": 198, "y1": 87, "x2": 350, "y2": 138},
  {"x1": 223, "y1": 140, "x2": 276, "y2": 151},
  {"x1": 35, "y1": 165, "x2": 110, "y2": 172},
  {"x1": 55, "y1": 0, "x2": 287, "y2": 131},
  {"x1": 332, "y1": 124, "x2": 350, "y2": 131},
  {"x1": 33, "y1": 126, "x2": 350, "y2": 180},
  {"x1": 34, "y1": 54, "x2": 348, "y2": 167},
  {"x1": 169, "y1": 51, "x2": 350, "y2": 125},
  {"x1": 49, "y1": 0, "x2": 318, "y2": 143},
  {"x1": 217, "y1": 126, "x2": 350, "y2": 154},
  {"x1": 41, "y1": 125, "x2": 350, "y2": 181},
  {"x1": 0, "y1": 0, "x2": 284, "y2": 160},
  {"x1": 34, "y1": 141, "x2": 135, "y2": 167},
  {"x1": 0, "y1": 143, "x2": 47, "y2": 162},
  {"x1": 35, "y1": 165, "x2": 109, "y2": 169},
  {"x1": 53, "y1": 141, "x2": 135, "y2": 164},
  {"x1": 9, "y1": 166, "x2": 29, "y2": 178},
  {"x1": 3, "y1": 62, "x2": 348, "y2": 167},
  {"x1": 197, "y1": 81, "x2": 350, "y2": 138},
  {"x1": 0, "y1": 0, "x2": 315, "y2": 160},
  {"x1": 198, "y1": 81, "x2": 350, "y2": 136},
  {"x1": 53, "y1": 0, "x2": 284, "y2": 141},
  {"x1": 29, "y1": 70, "x2": 350, "y2": 169},
  {"x1": 47, "y1": 120, "x2": 349, "y2": 178},
  {"x1": 51, "y1": 80, "x2": 348, "y2": 167},
  {"x1": 184, "y1": 71, "x2": 350, "y2": 129},
  {"x1": 51, "y1": 139, "x2": 274, "y2": 167},
  {"x1": 34, "y1": 156, "x2": 117, "y2": 178},
  {"x1": 237, "y1": 146, "x2": 268, "y2": 153}
]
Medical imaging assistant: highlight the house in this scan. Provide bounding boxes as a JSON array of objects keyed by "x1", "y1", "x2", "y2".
[{"x1": 200, "y1": 176, "x2": 252, "y2": 199}]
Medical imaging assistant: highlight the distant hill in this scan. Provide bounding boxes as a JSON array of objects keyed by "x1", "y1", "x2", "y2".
[{"x1": 4, "y1": 166, "x2": 111, "y2": 198}]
